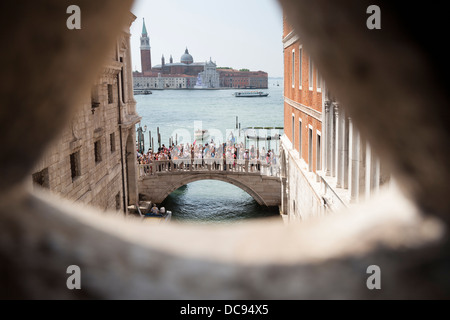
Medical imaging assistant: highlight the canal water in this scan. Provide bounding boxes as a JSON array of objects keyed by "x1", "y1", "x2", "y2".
[{"x1": 135, "y1": 78, "x2": 284, "y2": 223}]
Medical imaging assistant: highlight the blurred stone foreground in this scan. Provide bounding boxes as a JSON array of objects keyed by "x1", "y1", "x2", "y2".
[{"x1": 0, "y1": 0, "x2": 449, "y2": 299}]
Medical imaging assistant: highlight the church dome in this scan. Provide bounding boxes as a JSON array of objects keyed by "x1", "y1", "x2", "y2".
[{"x1": 181, "y1": 48, "x2": 194, "y2": 64}]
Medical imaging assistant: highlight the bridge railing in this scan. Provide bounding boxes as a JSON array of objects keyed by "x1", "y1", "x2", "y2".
[{"x1": 138, "y1": 159, "x2": 280, "y2": 178}]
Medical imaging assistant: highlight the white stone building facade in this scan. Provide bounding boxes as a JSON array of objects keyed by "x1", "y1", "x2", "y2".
[
  {"x1": 134, "y1": 73, "x2": 198, "y2": 89},
  {"x1": 197, "y1": 60, "x2": 220, "y2": 89},
  {"x1": 280, "y1": 99, "x2": 391, "y2": 222}
]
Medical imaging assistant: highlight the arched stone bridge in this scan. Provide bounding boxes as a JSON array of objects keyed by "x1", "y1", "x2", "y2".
[{"x1": 138, "y1": 160, "x2": 281, "y2": 207}]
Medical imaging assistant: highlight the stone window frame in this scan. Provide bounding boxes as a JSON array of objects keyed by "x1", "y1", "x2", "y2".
[
  {"x1": 107, "y1": 84, "x2": 114, "y2": 104},
  {"x1": 316, "y1": 130, "x2": 322, "y2": 172},
  {"x1": 110, "y1": 132, "x2": 116, "y2": 153},
  {"x1": 299, "y1": 118, "x2": 303, "y2": 159},
  {"x1": 317, "y1": 69, "x2": 322, "y2": 93},
  {"x1": 70, "y1": 151, "x2": 81, "y2": 181},
  {"x1": 291, "y1": 49, "x2": 295, "y2": 88},
  {"x1": 115, "y1": 192, "x2": 121, "y2": 211},
  {"x1": 291, "y1": 113, "x2": 295, "y2": 148},
  {"x1": 299, "y1": 45, "x2": 302, "y2": 90},
  {"x1": 94, "y1": 140, "x2": 102, "y2": 164},
  {"x1": 309, "y1": 56, "x2": 314, "y2": 91},
  {"x1": 308, "y1": 124, "x2": 314, "y2": 171},
  {"x1": 91, "y1": 85, "x2": 100, "y2": 111}
]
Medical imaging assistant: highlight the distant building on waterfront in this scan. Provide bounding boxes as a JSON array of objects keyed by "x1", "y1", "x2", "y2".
[
  {"x1": 280, "y1": 16, "x2": 390, "y2": 221},
  {"x1": 197, "y1": 59, "x2": 220, "y2": 89},
  {"x1": 133, "y1": 18, "x2": 266, "y2": 90},
  {"x1": 152, "y1": 48, "x2": 208, "y2": 78},
  {"x1": 31, "y1": 13, "x2": 141, "y2": 213},
  {"x1": 134, "y1": 72, "x2": 198, "y2": 90},
  {"x1": 133, "y1": 19, "x2": 219, "y2": 89},
  {"x1": 218, "y1": 68, "x2": 268, "y2": 89}
]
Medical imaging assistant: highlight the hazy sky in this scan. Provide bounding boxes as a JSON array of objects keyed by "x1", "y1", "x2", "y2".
[{"x1": 130, "y1": 0, "x2": 284, "y2": 77}]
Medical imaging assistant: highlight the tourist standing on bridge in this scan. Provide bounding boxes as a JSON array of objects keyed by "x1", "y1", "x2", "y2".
[{"x1": 137, "y1": 139, "x2": 280, "y2": 176}]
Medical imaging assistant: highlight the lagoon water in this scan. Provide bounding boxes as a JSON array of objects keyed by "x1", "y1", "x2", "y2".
[{"x1": 135, "y1": 78, "x2": 284, "y2": 223}]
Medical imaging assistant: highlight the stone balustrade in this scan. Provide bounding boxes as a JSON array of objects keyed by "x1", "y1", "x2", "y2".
[{"x1": 138, "y1": 159, "x2": 280, "y2": 178}]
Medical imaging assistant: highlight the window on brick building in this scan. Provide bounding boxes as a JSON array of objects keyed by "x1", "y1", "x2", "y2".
[
  {"x1": 32, "y1": 168, "x2": 49, "y2": 189},
  {"x1": 94, "y1": 140, "x2": 102, "y2": 163},
  {"x1": 70, "y1": 151, "x2": 81, "y2": 181},
  {"x1": 308, "y1": 127, "x2": 313, "y2": 172},
  {"x1": 309, "y1": 56, "x2": 314, "y2": 91},
  {"x1": 292, "y1": 49, "x2": 295, "y2": 88},
  {"x1": 299, "y1": 118, "x2": 303, "y2": 159},
  {"x1": 317, "y1": 70, "x2": 322, "y2": 92},
  {"x1": 299, "y1": 46, "x2": 302, "y2": 89},
  {"x1": 292, "y1": 114, "x2": 295, "y2": 148},
  {"x1": 317, "y1": 132, "x2": 322, "y2": 171}
]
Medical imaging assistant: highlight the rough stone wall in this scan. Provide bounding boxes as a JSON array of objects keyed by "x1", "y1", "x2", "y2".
[
  {"x1": 31, "y1": 29, "x2": 136, "y2": 213},
  {"x1": 281, "y1": 137, "x2": 324, "y2": 221}
]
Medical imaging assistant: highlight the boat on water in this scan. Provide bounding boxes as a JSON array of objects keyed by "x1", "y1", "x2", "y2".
[
  {"x1": 234, "y1": 91, "x2": 269, "y2": 98},
  {"x1": 144, "y1": 209, "x2": 172, "y2": 221},
  {"x1": 245, "y1": 133, "x2": 281, "y2": 141},
  {"x1": 131, "y1": 201, "x2": 172, "y2": 223},
  {"x1": 194, "y1": 129, "x2": 209, "y2": 140},
  {"x1": 134, "y1": 89, "x2": 153, "y2": 95}
]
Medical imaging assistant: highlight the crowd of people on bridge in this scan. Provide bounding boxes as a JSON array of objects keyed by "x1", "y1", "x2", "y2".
[{"x1": 137, "y1": 139, "x2": 278, "y2": 174}]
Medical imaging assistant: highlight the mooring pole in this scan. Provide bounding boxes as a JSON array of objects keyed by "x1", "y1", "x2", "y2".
[{"x1": 149, "y1": 131, "x2": 151, "y2": 151}]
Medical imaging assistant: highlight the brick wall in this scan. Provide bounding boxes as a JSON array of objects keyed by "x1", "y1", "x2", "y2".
[
  {"x1": 283, "y1": 19, "x2": 323, "y2": 173},
  {"x1": 218, "y1": 70, "x2": 268, "y2": 88},
  {"x1": 141, "y1": 49, "x2": 152, "y2": 73}
]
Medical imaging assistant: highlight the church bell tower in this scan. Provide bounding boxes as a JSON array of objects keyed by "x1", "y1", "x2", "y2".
[{"x1": 140, "y1": 18, "x2": 152, "y2": 73}]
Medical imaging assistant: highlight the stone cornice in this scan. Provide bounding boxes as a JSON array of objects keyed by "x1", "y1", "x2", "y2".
[
  {"x1": 282, "y1": 31, "x2": 300, "y2": 49},
  {"x1": 120, "y1": 114, "x2": 141, "y2": 129},
  {"x1": 284, "y1": 97, "x2": 322, "y2": 121},
  {"x1": 102, "y1": 61, "x2": 122, "y2": 76}
]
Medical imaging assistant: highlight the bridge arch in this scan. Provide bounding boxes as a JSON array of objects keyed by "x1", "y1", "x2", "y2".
[
  {"x1": 159, "y1": 174, "x2": 267, "y2": 206},
  {"x1": 138, "y1": 164, "x2": 281, "y2": 207}
]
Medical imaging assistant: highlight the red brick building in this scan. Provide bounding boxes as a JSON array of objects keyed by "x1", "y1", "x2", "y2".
[
  {"x1": 280, "y1": 16, "x2": 388, "y2": 222},
  {"x1": 218, "y1": 69, "x2": 268, "y2": 89},
  {"x1": 283, "y1": 19, "x2": 323, "y2": 174}
]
